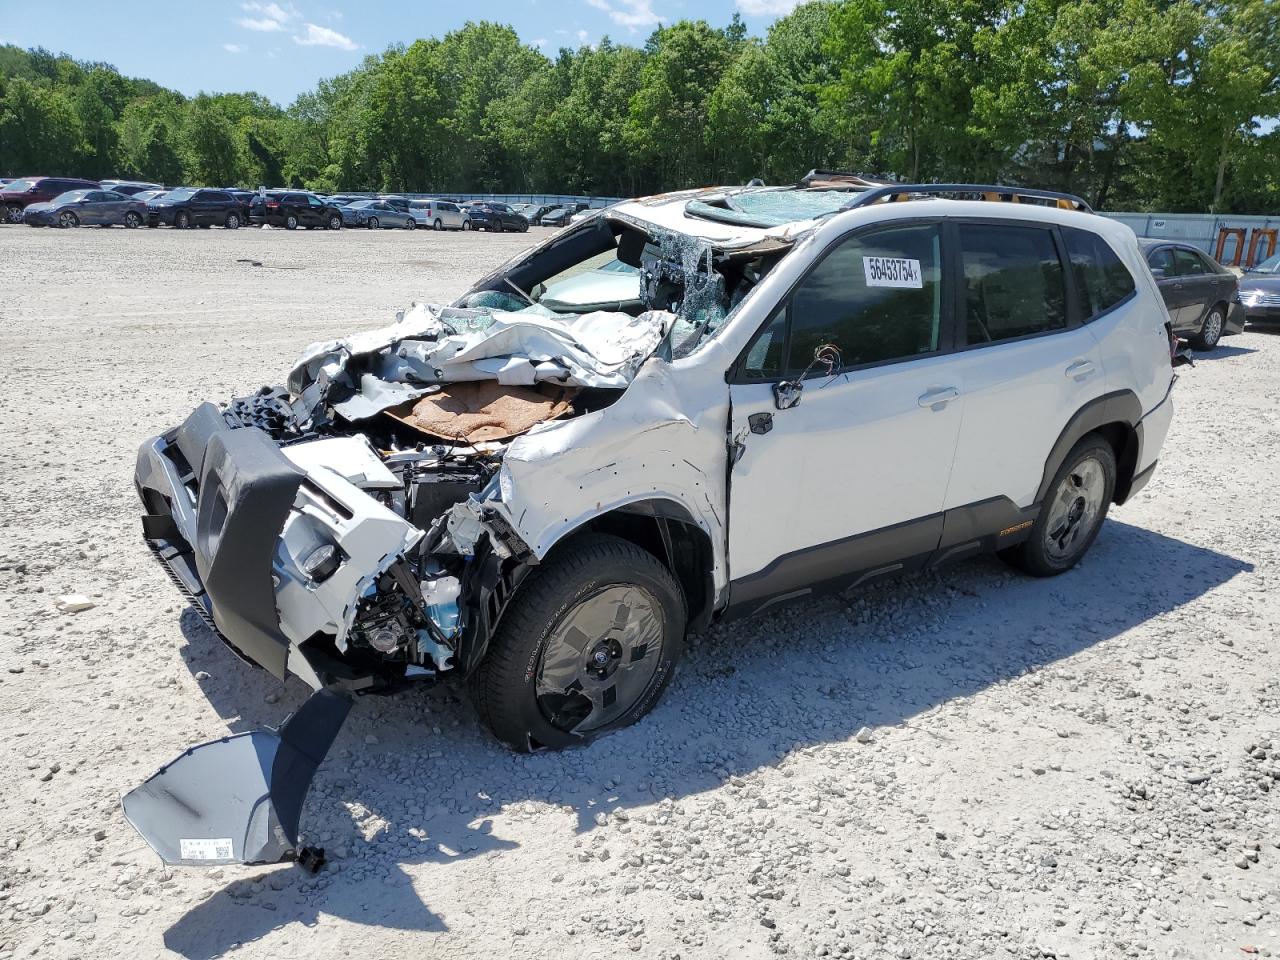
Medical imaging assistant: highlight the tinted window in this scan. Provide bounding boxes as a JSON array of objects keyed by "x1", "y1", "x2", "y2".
[
  {"x1": 749, "y1": 223, "x2": 943, "y2": 377},
  {"x1": 1063, "y1": 227, "x2": 1136, "y2": 319},
  {"x1": 960, "y1": 224, "x2": 1066, "y2": 343},
  {"x1": 1173, "y1": 248, "x2": 1207, "y2": 276},
  {"x1": 205, "y1": 191, "x2": 231, "y2": 202},
  {"x1": 1148, "y1": 248, "x2": 1175, "y2": 275}
]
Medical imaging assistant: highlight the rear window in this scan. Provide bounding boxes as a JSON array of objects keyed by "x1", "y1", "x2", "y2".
[
  {"x1": 1063, "y1": 227, "x2": 1136, "y2": 320},
  {"x1": 204, "y1": 191, "x2": 231, "y2": 202},
  {"x1": 960, "y1": 223, "x2": 1067, "y2": 344}
]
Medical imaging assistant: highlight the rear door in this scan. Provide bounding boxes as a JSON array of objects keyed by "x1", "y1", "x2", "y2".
[
  {"x1": 726, "y1": 221, "x2": 964, "y2": 612},
  {"x1": 938, "y1": 219, "x2": 1107, "y2": 513}
]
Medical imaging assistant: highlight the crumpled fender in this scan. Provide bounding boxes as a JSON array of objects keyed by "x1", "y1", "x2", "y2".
[{"x1": 492, "y1": 349, "x2": 732, "y2": 599}]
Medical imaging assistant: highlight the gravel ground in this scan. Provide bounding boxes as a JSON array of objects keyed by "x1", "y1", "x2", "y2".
[{"x1": 1, "y1": 223, "x2": 1278, "y2": 960}]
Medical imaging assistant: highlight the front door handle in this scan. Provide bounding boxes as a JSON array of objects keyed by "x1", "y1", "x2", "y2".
[
  {"x1": 1065, "y1": 359, "x2": 1095, "y2": 380},
  {"x1": 917, "y1": 387, "x2": 959, "y2": 410},
  {"x1": 1172, "y1": 282, "x2": 1184, "y2": 290}
]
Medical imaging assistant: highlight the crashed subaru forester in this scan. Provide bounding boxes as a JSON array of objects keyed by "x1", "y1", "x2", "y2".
[{"x1": 124, "y1": 173, "x2": 1178, "y2": 867}]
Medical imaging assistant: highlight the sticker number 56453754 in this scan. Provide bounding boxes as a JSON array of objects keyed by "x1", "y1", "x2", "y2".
[{"x1": 863, "y1": 257, "x2": 923, "y2": 289}]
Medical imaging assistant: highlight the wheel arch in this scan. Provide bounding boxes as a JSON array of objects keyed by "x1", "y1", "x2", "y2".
[{"x1": 1037, "y1": 390, "x2": 1143, "y2": 507}]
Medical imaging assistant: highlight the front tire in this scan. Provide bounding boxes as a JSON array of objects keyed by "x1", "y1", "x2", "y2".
[
  {"x1": 1001, "y1": 436, "x2": 1116, "y2": 577},
  {"x1": 224, "y1": 211, "x2": 241, "y2": 229},
  {"x1": 175, "y1": 211, "x2": 190, "y2": 229},
  {"x1": 59, "y1": 211, "x2": 79, "y2": 228},
  {"x1": 471, "y1": 534, "x2": 686, "y2": 752},
  {"x1": 124, "y1": 211, "x2": 142, "y2": 228},
  {"x1": 462, "y1": 219, "x2": 473, "y2": 231},
  {"x1": 328, "y1": 214, "x2": 342, "y2": 230},
  {"x1": 5, "y1": 204, "x2": 22, "y2": 223},
  {"x1": 1192, "y1": 304, "x2": 1225, "y2": 350}
]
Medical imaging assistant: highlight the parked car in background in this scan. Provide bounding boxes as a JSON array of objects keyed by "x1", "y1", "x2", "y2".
[
  {"x1": 23, "y1": 189, "x2": 148, "y2": 228},
  {"x1": 409, "y1": 198, "x2": 472, "y2": 231},
  {"x1": 540, "y1": 206, "x2": 577, "y2": 228},
  {"x1": 1140, "y1": 240, "x2": 1243, "y2": 350},
  {"x1": 1237, "y1": 252, "x2": 1280, "y2": 328},
  {"x1": 467, "y1": 201, "x2": 528, "y2": 232},
  {"x1": 326, "y1": 194, "x2": 368, "y2": 207},
  {"x1": 250, "y1": 190, "x2": 344, "y2": 230},
  {"x1": 378, "y1": 196, "x2": 412, "y2": 212},
  {"x1": 147, "y1": 187, "x2": 250, "y2": 229},
  {"x1": 340, "y1": 199, "x2": 417, "y2": 229},
  {"x1": 134, "y1": 189, "x2": 169, "y2": 204},
  {"x1": 2, "y1": 176, "x2": 100, "y2": 222},
  {"x1": 100, "y1": 180, "x2": 164, "y2": 196}
]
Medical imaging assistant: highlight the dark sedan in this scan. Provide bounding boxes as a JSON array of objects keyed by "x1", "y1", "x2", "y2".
[
  {"x1": 23, "y1": 189, "x2": 147, "y2": 228},
  {"x1": 1238, "y1": 252, "x2": 1280, "y2": 328},
  {"x1": 148, "y1": 188, "x2": 250, "y2": 229},
  {"x1": 1139, "y1": 239, "x2": 1244, "y2": 350},
  {"x1": 467, "y1": 201, "x2": 529, "y2": 232},
  {"x1": 2, "y1": 176, "x2": 100, "y2": 222}
]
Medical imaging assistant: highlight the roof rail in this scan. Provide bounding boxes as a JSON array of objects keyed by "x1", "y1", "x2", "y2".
[{"x1": 840, "y1": 183, "x2": 1094, "y2": 213}]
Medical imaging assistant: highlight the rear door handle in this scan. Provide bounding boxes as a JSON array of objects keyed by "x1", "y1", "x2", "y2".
[
  {"x1": 1065, "y1": 359, "x2": 1095, "y2": 380},
  {"x1": 917, "y1": 387, "x2": 959, "y2": 409},
  {"x1": 1173, "y1": 282, "x2": 1184, "y2": 290}
]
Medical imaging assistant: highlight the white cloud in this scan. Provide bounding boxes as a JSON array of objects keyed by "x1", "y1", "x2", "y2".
[
  {"x1": 223, "y1": 43, "x2": 248, "y2": 53},
  {"x1": 577, "y1": 28, "x2": 589, "y2": 43},
  {"x1": 236, "y1": 2, "x2": 296, "y2": 31},
  {"x1": 533, "y1": 37, "x2": 547, "y2": 47},
  {"x1": 735, "y1": 0, "x2": 804, "y2": 14},
  {"x1": 584, "y1": 0, "x2": 664, "y2": 32},
  {"x1": 293, "y1": 22, "x2": 358, "y2": 50}
]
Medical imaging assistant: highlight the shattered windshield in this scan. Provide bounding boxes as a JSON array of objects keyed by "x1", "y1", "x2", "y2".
[{"x1": 685, "y1": 188, "x2": 853, "y2": 228}]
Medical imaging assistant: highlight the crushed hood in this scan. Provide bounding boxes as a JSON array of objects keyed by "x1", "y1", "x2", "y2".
[{"x1": 287, "y1": 301, "x2": 674, "y2": 425}]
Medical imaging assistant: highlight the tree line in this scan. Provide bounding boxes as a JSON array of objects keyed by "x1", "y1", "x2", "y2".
[{"x1": 1, "y1": 0, "x2": 1277, "y2": 213}]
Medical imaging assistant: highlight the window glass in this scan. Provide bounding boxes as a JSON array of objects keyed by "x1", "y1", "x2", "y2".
[
  {"x1": 960, "y1": 224, "x2": 1066, "y2": 343},
  {"x1": 742, "y1": 308, "x2": 789, "y2": 380},
  {"x1": 1063, "y1": 227, "x2": 1136, "y2": 319},
  {"x1": 1173, "y1": 249, "x2": 1207, "y2": 276},
  {"x1": 308, "y1": 195, "x2": 323, "y2": 207},
  {"x1": 1148, "y1": 248, "x2": 1175, "y2": 274},
  {"x1": 782, "y1": 223, "x2": 942, "y2": 373}
]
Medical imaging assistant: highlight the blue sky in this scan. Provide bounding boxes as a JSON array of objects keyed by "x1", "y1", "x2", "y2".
[{"x1": 0, "y1": 0, "x2": 805, "y2": 106}]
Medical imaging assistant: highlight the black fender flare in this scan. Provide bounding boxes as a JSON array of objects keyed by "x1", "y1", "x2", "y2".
[{"x1": 1035, "y1": 390, "x2": 1143, "y2": 506}]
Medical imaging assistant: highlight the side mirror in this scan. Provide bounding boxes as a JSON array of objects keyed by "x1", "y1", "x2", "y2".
[
  {"x1": 1150, "y1": 267, "x2": 1167, "y2": 279},
  {"x1": 773, "y1": 379, "x2": 803, "y2": 410}
]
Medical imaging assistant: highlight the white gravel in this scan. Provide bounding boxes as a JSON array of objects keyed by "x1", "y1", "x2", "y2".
[{"x1": 1, "y1": 224, "x2": 1278, "y2": 960}]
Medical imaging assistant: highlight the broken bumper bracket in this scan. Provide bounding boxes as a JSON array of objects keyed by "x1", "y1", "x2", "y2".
[{"x1": 122, "y1": 687, "x2": 352, "y2": 866}]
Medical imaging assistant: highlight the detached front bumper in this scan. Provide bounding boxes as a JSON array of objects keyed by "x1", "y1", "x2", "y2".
[{"x1": 136, "y1": 402, "x2": 308, "y2": 681}]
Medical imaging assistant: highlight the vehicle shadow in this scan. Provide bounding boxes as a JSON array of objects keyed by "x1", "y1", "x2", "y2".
[
  {"x1": 163, "y1": 518, "x2": 1251, "y2": 958},
  {"x1": 1196, "y1": 343, "x2": 1258, "y2": 359}
]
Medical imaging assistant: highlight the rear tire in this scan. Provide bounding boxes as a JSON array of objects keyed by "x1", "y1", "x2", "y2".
[
  {"x1": 405, "y1": 217, "x2": 416, "y2": 230},
  {"x1": 367, "y1": 217, "x2": 379, "y2": 229},
  {"x1": 1001, "y1": 435, "x2": 1116, "y2": 577},
  {"x1": 285, "y1": 214, "x2": 298, "y2": 230},
  {"x1": 1192, "y1": 304, "x2": 1225, "y2": 350},
  {"x1": 471, "y1": 533, "x2": 686, "y2": 752}
]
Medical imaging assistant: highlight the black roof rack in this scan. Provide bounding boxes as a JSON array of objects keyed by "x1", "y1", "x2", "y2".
[{"x1": 840, "y1": 183, "x2": 1093, "y2": 213}]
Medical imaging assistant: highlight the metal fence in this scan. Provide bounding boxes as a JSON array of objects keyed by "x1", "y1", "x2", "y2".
[{"x1": 1099, "y1": 212, "x2": 1280, "y2": 266}]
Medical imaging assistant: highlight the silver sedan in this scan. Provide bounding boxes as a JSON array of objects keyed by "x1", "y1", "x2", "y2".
[{"x1": 340, "y1": 199, "x2": 418, "y2": 230}]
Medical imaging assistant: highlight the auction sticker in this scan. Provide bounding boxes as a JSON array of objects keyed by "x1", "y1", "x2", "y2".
[
  {"x1": 180, "y1": 837, "x2": 234, "y2": 861},
  {"x1": 863, "y1": 257, "x2": 923, "y2": 288}
]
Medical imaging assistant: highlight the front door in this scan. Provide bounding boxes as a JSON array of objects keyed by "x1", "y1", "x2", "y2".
[{"x1": 726, "y1": 221, "x2": 964, "y2": 615}]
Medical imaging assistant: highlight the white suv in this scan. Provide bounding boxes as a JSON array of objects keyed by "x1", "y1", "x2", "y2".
[{"x1": 125, "y1": 177, "x2": 1177, "y2": 866}]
